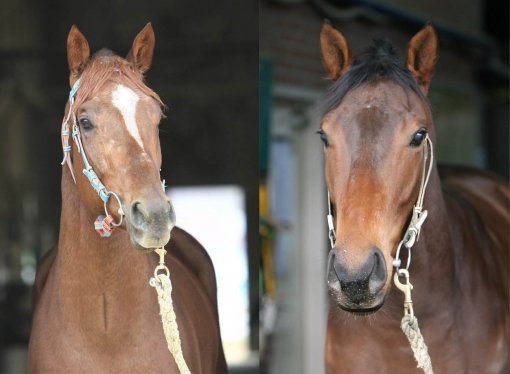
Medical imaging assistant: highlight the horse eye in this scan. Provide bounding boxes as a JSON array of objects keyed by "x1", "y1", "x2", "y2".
[
  {"x1": 410, "y1": 128, "x2": 427, "y2": 147},
  {"x1": 79, "y1": 117, "x2": 94, "y2": 131},
  {"x1": 317, "y1": 130, "x2": 329, "y2": 147}
]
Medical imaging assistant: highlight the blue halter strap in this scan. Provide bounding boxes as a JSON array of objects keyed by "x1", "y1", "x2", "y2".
[
  {"x1": 60, "y1": 78, "x2": 124, "y2": 237},
  {"x1": 62, "y1": 78, "x2": 109, "y2": 202}
]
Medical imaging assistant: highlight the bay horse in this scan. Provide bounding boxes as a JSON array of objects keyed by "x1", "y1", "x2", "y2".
[
  {"x1": 28, "y1": 24, "x2": 227, "y2": 373},
  {"x1": 319, "y1": 23, "x2": 509, "y2": 373}
]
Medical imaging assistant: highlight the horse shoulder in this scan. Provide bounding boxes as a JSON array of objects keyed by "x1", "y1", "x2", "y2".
[
  {"x1": 440, "y1": 164, "x2": 509, "y2": 246},
  {"x1": 440, "y1": 164, "x2": 509, "y2": 301},
  {"x1": 440, "y1": 164, "x2": 509, "y2": 212},
  {"x1": 32, "y1": 245, "x2": 57, "y2": 310}
]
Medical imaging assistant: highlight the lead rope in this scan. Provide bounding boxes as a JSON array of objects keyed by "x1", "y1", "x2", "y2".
[
  {"x1": 149, "y1": 248, "x2": 191, "y2": 374},
  {"x1": 393, "y1": 269, "x2": 433, "y2": 374},
  {"x1": 325, "y1": 136, "x2": 434, "y2": 373},
  {"x1": 393, "y1": 136, "x2": 434, "y2": 374}
]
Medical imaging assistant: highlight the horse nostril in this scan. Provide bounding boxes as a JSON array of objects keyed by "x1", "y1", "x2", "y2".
[
  {"x1": 329, "y1": 247, "x2": 387, "y2": 297},
  {"x1": 332, "y1": 254, "x2": 346, "y2": 282},
  {"x1": 368, "y1": 249, "x2": 387, "y2": 294},
  {"x1": 131, "y1": 201, "x2": 149, "y2": 227}
]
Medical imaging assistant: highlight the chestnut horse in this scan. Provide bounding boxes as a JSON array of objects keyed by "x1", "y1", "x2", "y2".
[
  {"x1": 319, "y1": 24, "x2": 508, "y2": 373},
  {"x1": 28, "y1": 24, "x2": 227, "y2": 373}
]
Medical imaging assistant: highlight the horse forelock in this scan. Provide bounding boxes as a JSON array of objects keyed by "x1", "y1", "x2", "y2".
[
  {"x1": 72, "y1": 53, "x2": 164, "y2": 113},
  {"x1": 322, "y1": 38, "x2": 428, "y2": 115}
]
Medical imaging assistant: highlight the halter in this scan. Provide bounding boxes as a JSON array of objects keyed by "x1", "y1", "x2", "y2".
[
  {"x1": 392, "y1": 135, "x2": 434, "y2": 273},
  {"x1": 325, "y1": 135, "x2": 434, "y2": 265},
  {"x1": 60, "y1": 78, "x2": 124, "y2": 237}
]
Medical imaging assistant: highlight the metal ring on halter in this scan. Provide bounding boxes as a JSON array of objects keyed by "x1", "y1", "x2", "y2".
[
  {"x1": 393, "y1": 239, "x2": 412, "y2": 271},
  {"x1": 103, "y1": 191, "x2": 124, "y2": 227},
  {"x1": 154, "y1": 264, "x2": 170, "y2": 279}
]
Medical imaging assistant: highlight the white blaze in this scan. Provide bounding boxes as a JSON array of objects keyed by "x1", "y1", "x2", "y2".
[{"x1": 112, "y1": 85, "x2": 143, "y2": 149}]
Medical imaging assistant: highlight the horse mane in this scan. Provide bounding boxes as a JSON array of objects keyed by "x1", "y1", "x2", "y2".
[
  {"x1": 322, "y1": 39, "x2": 427, "y2": 114},
  {"x1": 73, "y1": 49, "x2": 164, "y2": 111}
]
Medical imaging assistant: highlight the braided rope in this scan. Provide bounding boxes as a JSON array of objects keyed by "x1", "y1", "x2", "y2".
[
  {"x1": 149, "y1": 273, "x2": 190, "y2": 374},
  {"x1": 393, "y1": 270, "x2": 434, "y2": 374},
  {"x1": 401, "y1": 314, "x2": 434, "y2": 374}
]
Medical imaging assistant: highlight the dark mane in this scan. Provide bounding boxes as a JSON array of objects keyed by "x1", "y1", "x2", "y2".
[
  {"x1": 322, "y1": 39, "x2": 426, "y2": 114},
  {"x1": 73, "y1": 50, "x2": 164, "y2": 110}
]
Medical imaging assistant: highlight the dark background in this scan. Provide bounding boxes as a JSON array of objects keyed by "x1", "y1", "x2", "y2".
[{"x1": 0, "y1": 1, "x2": 258, "y2": 372}]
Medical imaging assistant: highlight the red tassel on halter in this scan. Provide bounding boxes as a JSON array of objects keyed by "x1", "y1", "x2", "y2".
[{"x1": 94, "y1": 214, "x2": 114, "y2": 238}]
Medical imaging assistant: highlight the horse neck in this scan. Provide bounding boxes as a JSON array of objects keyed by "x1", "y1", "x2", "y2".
[{"x1": 55, "y1": 167, "x2": 153, "y2": 330}]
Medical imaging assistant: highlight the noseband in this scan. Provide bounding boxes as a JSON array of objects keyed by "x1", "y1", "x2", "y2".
[
  {"x1": 325, "y1": 135, "x2": 434, "y2": 272},
  {"x1": 60, "y1": 78, "x2": 124, "y2": 237}
]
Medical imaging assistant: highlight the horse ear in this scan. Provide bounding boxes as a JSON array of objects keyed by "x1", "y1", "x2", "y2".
[
  {"x1": 127, "y1": 23, "x2": 155, "y2": 74},
  {"x1": 406, "y1": 24, "x2": 437, "y2": 94},
  {"x1": 320, "y1": 23, "x2": 351, "y2": 80},
  {"x1": 67, "y1": 25, "x2": 90, "y2": 83}
]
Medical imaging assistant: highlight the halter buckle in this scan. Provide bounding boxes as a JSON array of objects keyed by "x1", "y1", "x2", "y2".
[{"x1": 404, "y1": 207, "x2": 428, "y2": 248}]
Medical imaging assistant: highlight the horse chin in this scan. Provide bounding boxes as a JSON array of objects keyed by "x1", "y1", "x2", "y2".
[
  {"x1": 126, "y1": 223, "x2": 172, "y2": 253},
  {"x1": 330, "y1": 289, "x2": 386, "y2": 315},
  {"x1": 130, "y1": 240, "x2": 158, "y2": 253},
  {"x1": 338, "y1": 302, "x2": 384, "y2": 316}
]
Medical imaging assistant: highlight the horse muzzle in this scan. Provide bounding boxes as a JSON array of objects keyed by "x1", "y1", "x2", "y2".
[
  {"x1": 125, "y1": 197, "x2": 176, "y2": 252},
  {"x1": 327, "y1": 247, "x2": 387, "y2": 313}
]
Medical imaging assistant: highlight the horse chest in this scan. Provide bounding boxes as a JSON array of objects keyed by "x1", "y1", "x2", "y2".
[
  {"x1": 325, "y1": 306, "x2": 507, "y2": 374},
  {"x1": 29, "y1": 264, "x2": 219, "y2": 373},
  {"x1": 325, "y1": 318, "x2": 423, "y2": 373}
]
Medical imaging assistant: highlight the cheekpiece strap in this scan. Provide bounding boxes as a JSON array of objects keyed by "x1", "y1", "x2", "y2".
[
  {"x1": 60, "y1": 79, "x2": 82, "y2": 183},
  {"x1": 83, "y1": 168, "x2": 109, "y2": 202},
  {"x1": 69, "y1": 79, "x2": 81, "y2": 99}
]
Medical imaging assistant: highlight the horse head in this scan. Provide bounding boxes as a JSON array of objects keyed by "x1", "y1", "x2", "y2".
[
  {"x1": 319, "y1": 24, "x2": 437, "y2": 313},
  {"x1": 64, "y1": 24, "x2": 175, "y2": 251}
]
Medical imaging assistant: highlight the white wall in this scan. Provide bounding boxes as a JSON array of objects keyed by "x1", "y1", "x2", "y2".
[{"x1": 269, "y1": 97, "x2": 328, "y2": 374}]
